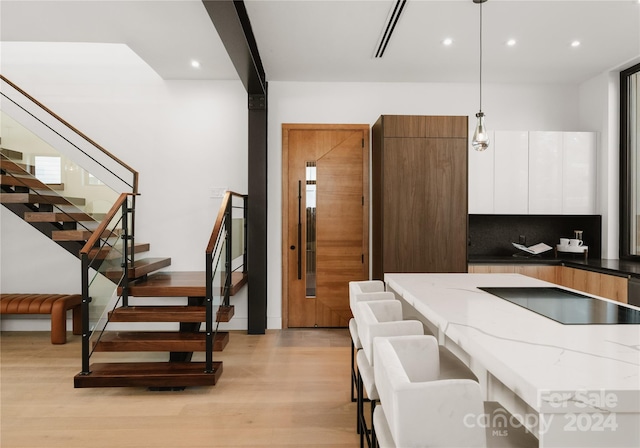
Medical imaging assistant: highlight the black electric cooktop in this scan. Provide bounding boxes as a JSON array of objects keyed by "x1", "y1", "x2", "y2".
[{"x1": 478, "y1": 287, "x2": 640, "y2": 325}]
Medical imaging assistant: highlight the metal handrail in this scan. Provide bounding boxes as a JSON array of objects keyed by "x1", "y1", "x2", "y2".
[{"x1": 80, "y1": 193, "x2": 131, "y2": 256}]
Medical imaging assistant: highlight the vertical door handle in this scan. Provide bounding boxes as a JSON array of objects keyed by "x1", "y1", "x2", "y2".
[{"x1": 297, "y1": 180, "x2": 302, "y2": 280}]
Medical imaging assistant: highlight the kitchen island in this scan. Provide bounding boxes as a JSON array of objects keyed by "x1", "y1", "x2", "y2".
[{"x1": 385, "y1": 273, "x2": 640, "y2": 448}]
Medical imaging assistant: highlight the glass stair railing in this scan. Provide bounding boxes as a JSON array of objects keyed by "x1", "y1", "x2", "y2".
[{"x1": 205, "y1": 191, "x2": 247, "y2": 373}]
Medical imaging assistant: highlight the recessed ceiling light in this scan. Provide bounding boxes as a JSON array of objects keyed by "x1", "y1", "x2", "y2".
[
  {"x1": 571, "y1": 40, "x2": 581, "y2": 48},
  {"x1": 191, "y1": 60, "x2": 201, "y2": 68},
  {"x1": 442, "y1": 38, "x2": 453, "y2": 46},
  {"x1": 506, "y1": 39, "x2": 517, "y2": 47}
]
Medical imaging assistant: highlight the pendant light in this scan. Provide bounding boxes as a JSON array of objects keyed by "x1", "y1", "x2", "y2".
[{"x1": 472, "y1": 0, "x2": 490, "y2": 151}]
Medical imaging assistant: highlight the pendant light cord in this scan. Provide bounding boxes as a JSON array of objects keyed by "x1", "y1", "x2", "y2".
[{"x1": 479, "y1": 0, "x2": 483, "y2": 113}]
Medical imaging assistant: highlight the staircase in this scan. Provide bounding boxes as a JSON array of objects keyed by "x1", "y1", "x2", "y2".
[
  {"x1": 1, "y1": 149, "x2": 248, "y2": 389},
  {"x1": 75, "y1": 270, "x2": 246, "y2": 388}
]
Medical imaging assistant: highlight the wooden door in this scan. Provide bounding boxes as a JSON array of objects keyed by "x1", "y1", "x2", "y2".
[{"x1": 283, "y1": 124, "x2": 369, "y2": 328}]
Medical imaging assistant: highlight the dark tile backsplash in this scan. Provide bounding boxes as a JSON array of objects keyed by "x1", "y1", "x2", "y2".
[{"x1": 469, "y1": 214, "x2": 602, "y2": 259}]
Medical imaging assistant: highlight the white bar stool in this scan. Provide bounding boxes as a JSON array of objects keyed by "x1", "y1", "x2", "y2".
[
  {"x1": 355, "y1": 299, "x2": 424, "y2": 448},
  {"x1": 373, "y1": 335, "x2": 486, "y2": 448},
  {"x1": 349, "y1": 280, "x2": 395, "y2": 435},
  {"x1": 348, "y1": 280, "x2": 390, "y2": 402}
]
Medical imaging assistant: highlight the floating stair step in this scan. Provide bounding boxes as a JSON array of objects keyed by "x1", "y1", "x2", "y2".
[
  {"x1": 125, "y1": 271, "x2": 246, "y2": 297},
  {"x1": 109, "y1": 306, "x2": 207, "y2": 323},
  {"x1": 24, "y1": 211, "x2": 95, "y2": 223},
  {"x1": 93, "y1": 331, "x2": 229, "y2": 352},
  {"x1": 73, "y1": 361, "x2": 222, "y2": 388},
  {"x1": 230, "y1": 272, "x2": 248, "y2": 295},
  {"x1": 0, "y1": 192, "x2": 85, "y2": 206},
  {"x1": 103, "y1": 257, "x2": 171, "y2": 281},
  {"x1": 127, "y1": 271, "x2": 206, "y2": 297},
  {"x1": 0, "y1": 148, "x2": 24, "y2": 160},
  {"x1": 52, "y1": 228, "x2": 120, "y2": 242},
  {"x1": 217, "y1": 305, "x2": 235, "y2": 323},
  {"x1": 0, "y1": 158, "x2": 34, "y2": 174},
  {"x1": 88, "y1": 242, "x2": 150, "y2": 260},
  {"x1": 0, "y1": 174, "x2": 49, "y2": 190},
  {"x1": 127, "y1": 257, "x2": 171, "y2": 279}
]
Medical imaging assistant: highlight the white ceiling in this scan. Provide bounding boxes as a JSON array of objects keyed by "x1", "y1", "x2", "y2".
[{"x1": 1, "y1": 0, "x2": 639, "y2": 85}]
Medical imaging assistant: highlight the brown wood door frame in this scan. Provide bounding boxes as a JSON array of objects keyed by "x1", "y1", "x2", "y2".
[{"x1": 282, "y1": 123, "x2": 370, "y2": 328}]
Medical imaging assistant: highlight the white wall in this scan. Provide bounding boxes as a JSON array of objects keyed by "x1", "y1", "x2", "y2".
[
  {"x1": 579, "y1": 72, "x2": 620, "y2": 259},
  {"x1": 1, "y1": 44, "x2": 250, "y2": 330},
  {"x1": 266, "y1": 81, "x2": 582, "y2": 328}
]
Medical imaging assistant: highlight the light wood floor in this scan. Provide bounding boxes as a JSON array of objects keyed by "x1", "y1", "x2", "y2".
[{"x1": 1, "y1": 329, "x2": 359, "y2": 448}]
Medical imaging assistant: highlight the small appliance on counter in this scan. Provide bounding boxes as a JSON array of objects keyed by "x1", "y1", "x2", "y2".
[{"x1": 555, "y1": 230, "x2": 588, "y2": 260}]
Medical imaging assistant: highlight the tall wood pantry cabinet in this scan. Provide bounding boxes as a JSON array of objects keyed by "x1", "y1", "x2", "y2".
[{"x1": 371, "y1": 115, "x2": 468, "y2": 280}]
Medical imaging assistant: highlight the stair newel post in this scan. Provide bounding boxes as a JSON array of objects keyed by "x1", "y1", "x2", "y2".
[
  {"x1": 225, "y1": 200, "x2": 232, "y2": 308},
  {"x1": 205, "y1": 252, "x2": 213, "y2": 374},
  {"x1": 243, "y1": 195, "x2": 248, "y2": 276},
  {"x1": 129, "y1": 194, "x2": 136, "y2": 275},
  {"x1": 120, "y1": 199, "x2": 130, "y2": 308},
  {"x1": 80, "y1": 253, "x2": 91, "y2": 375}
]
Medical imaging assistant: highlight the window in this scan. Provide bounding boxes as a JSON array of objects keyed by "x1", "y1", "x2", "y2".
[
  {"x1": 34, "y1": 156, "x2": 61, "y2": 184},
  {"x1": 621, "y1": 63, "x2": 640, "y2": 258}
]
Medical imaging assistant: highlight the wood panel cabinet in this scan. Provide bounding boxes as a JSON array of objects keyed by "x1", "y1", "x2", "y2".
[
  {"x1": 556, "y1": 266, "x2": 628, "y2": 303},
  {"x1": 469, "y1": 264, "x2": 628, "y2": 303},
  {"x1": 469, "y1": 264, "x2": 558, "y2": 283},
  {"x1": 372, "y1": 115, "x2": 468, "y2": 280}
]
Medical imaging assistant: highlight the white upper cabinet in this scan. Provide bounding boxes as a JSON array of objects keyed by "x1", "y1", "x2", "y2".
[
  {"x1": 468, "y1": 131, "x2": 494, "y2": 214},
  {"x1": 529, "y1": 131, "x2": 563, "y2": 214},
  {"x1": 562, "y1": 132, "x2": 597, "y2": 214},
  {"x1": 494, "y1": 131, "x2": 529, "y2": 214},
  {"x1": 468, "y1": 130, "x2": 597, "y2": 215}
]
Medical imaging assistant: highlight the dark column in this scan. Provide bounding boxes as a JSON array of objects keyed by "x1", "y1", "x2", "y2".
[{"x1": 203, "y1": 1, "x2": 267, "y2": 334}]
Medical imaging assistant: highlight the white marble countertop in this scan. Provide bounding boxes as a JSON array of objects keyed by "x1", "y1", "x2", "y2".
[{"x1": 385, "y1": 273, "x2": 640, "y2": 415}]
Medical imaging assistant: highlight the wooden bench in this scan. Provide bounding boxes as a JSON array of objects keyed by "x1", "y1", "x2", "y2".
[{"x1": 0, "y1": 294, "x2": 82, "y2": 344}]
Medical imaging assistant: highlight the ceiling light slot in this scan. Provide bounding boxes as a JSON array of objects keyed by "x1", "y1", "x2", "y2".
[{"x1": 374, "y1": 0, "x2": 407, "y2": 58}]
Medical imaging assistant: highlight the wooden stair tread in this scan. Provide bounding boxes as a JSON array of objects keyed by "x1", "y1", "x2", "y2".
[
  {"x1": 109, "y1": 305, "x2": 233, "y2": 323},
  {"x1": 0, "y1": 148, "x2": 24, "y2": 161},
  {"x1": 216, "y1": 305, "x2": 235, "y2": 323},
  {"x1": 74, "y1": 361, "x2": 222, "y2": 388},
  {"x1": 127, "y1": 271, "x2": 206, "y2": 297},
  {"x1": 109, "y1": 306, "x2": 207, "y2": 322},
  {"x1": 24, "y1": 211, "x2": 95, "y2": 223},
  {"x1": 52, "y1": 228, "x2": 120, "y2": 242},
  {"x1": 0, "y1": 192, "x2": 85, "y2": 206},
  {"x1": 127, "y1": 257, "x2": 171, "y2": 278},
  {"x1": 0, "y1": 174, "x2": 49, "y2": 190},
  {"x1": 103, "y1": 257, "x2": 172, "y2": 281},
  {"x1": 0, "y1": 159, "x2": 34, "y2": 174},
  {"x1": 88, "y1": 242, "x2": 150, "y2": 260},
  {"x1": 230, "y1": 271, "x2": 248, "y2": 296},
  {"x1": 93, "y1": 331, "x2": 229, "y2": 352},
  {"x1": 126, "y1": 271, "x2": 247, "y2": 297}
]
